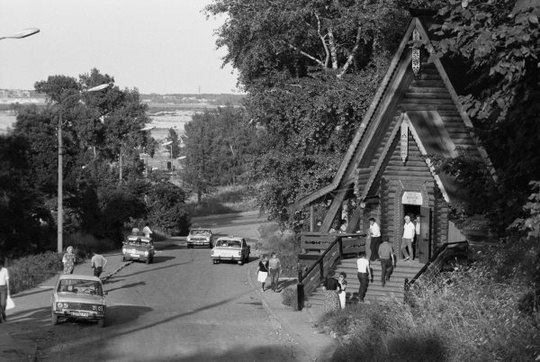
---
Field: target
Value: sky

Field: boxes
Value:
[0,0,240,94]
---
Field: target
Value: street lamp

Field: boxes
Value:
[57,82,111,253]
[0,28,40,41]
[163,140,173,160]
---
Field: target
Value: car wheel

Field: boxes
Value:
[97,318,106,328]
[122,256,126,262]
[51,310,58,325]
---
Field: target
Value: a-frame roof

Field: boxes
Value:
[293,12,494,210]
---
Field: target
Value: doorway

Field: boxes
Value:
[403,204,420,260]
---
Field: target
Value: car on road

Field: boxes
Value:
[187,228,214,249]
[122,235,155,264]
[211,236,250,265]
[51,274,107,327]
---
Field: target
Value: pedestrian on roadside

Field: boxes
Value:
[321,274,341,313]
[257,255,269,292]
[0,258,10,323]
[142,223,153,239]
[268,252,282,292]
[369,218,382,261]
[401,215,415,261]
[337,272,348,309]
[62,246,76,274]
[91,251,108,278]
[356,251,371,303]
[378,238,396,287]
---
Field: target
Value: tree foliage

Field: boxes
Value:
[181,106,258,202]
[206,0,410,223]
[2,68,191,254]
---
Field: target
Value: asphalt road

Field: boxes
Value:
[6,212,300,362]
[45,247,298,361]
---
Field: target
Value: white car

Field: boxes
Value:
[211,236,250,265]
[51,274,107,327]
[187,228,214,249]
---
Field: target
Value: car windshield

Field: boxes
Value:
[191,230,211,236]
[58,279,103,296]
[216,239,241,247]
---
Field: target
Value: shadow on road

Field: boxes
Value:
[119,260,195,278]
[106,304,153,327]
[151,255,176,264]
[106,281,146,293]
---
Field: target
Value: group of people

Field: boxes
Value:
[368,215,419,262]
[256,252,282,292]
[321,214,419,309]
[62,247,108,278]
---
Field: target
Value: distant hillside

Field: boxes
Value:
[0,90,245,112]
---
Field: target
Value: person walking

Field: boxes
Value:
[62,246,76,274]
[401,215,415,261]
[356,252,371,302]
[0,258,10,323]
[378,239,396,287]
[322,274,341,313]
[257,255,269,292]
[369,218,382,261]
[91,251,108,278]
[268,252,282,292]
[142,223,153,239]
[337,272,348,309]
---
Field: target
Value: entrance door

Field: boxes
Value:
[418,206,432,263]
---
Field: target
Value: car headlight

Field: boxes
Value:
[57,302,63,309]
[122,248,127,253]
[144,251,149,256]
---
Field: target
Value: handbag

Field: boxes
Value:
[6,295,15,310]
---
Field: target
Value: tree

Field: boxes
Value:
[146,182,190,235]
[10,69,155,248]
[206,0,410,224]
[181,106,259,202]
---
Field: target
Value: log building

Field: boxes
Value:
[293,10,494,263]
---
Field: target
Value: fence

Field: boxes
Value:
[296,232,366,310]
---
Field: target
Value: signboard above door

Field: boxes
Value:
[402,191,423,205]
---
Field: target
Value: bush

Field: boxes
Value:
[8,251,63,294]
[281,286,299,311]
[64,232,118,257]
[321,243,540,361]
[257,224,301,277]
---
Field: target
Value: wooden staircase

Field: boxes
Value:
[306,258,424,306]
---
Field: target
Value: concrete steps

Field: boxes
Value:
[307,258,424,307]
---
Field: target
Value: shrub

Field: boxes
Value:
[257,224,301,277]
[8,251,63,294]
[281,286,299,311]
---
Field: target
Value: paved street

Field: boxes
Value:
[1,212,335,362]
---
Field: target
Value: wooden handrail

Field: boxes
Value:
[405,240,469,291]
[300,235,342,284]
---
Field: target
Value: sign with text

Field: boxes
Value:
[402,191,423,205]
[400,122,408,163]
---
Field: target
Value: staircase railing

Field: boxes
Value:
[296,232,366,310]
[404,240,469,291]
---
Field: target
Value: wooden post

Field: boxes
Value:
[297,262,304,311]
